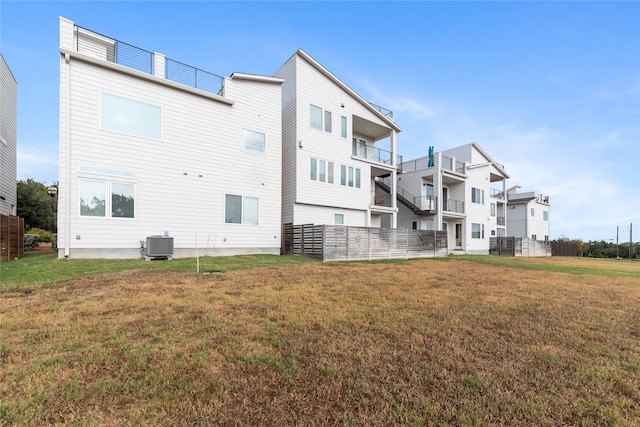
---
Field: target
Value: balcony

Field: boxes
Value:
[73,25,225,96]
[491,188,506,200]
[368,102,393,119]
[352,143,402,174]
[497,216,505,226]
[442,199,465,214]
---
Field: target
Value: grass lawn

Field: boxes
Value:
[1,254,639,425]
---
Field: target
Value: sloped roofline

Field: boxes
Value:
[286,49,402,133]
[230,72,284,84]
[470,142,510,179]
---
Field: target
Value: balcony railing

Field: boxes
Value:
[442,156,465,174]
[369,102,393,119]
[497,216,505,226]
[443,199,465,214]
[537,194,550,204]
[353,144,402,168]
[491,188,506,200]
[74,25,225,96]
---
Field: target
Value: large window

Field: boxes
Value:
[225,194,259,225]
[310,158,334,184]
[80,178,135,219]
[101,93,162,140]
[471,187,484,204]
[472,223,484,239]
[242,129,266,154]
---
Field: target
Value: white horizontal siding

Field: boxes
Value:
[0,54,17,214]
[60,57,282,256]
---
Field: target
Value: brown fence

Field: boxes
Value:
[283,224,448,262]
[551,241,578,257]
[490,237,551,257]
[1,214,24,262]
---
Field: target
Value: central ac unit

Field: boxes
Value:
[144,235,174,259]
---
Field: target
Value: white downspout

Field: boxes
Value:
[64,52,72,258]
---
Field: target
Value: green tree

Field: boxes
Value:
[17,179,58,232]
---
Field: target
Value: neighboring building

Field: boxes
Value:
[506,186,550,242]
[390,143,509,254]
[274,49,402,229]
[58,18,283,258]
[0,53,17,215]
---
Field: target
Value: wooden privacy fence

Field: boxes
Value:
[551,241,578,257]
[490,237,551,257]
[283,223,448,262]
[1,214,24,262]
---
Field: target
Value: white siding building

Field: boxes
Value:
[0,53,17,215]
[506,186,551,242]
[58,18,283,258]
[394,143,509,254]
[274,50,402,229]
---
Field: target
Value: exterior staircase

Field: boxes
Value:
[375,179,434,215]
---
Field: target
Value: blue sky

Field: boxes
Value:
[1,1,638,242]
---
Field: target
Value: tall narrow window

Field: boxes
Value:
[340,165,347,186]
[319,160,326,182]
[328,162,334,184]
[355,168,361,188]
[490,203,496,216]
[348,167,354,187]
[310,105,322,130]
[531,208,535,217]
[543,211,548,221]
[341,116,347,138]
[243,196,259,225]
[472,223,481,239]
[324,110,332,133]
[310,158,317,181]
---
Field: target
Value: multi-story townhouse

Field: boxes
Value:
[389,143,509,254]
[274,49,402,229]
[0,53,17,215]
[58,18,283,258]
[506,186,551,242]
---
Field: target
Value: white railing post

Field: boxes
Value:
[154,53,165,79]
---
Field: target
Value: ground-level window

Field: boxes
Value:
[80,178,135,219]
[335,214,344,225]
[426,221,434,231]
[472,223,484,239]
[412,221,418,230]
[225,194,259,225]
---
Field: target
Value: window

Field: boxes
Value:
[531,208,535,217]
[412,221,418,230]
[242,129,266,154]
[324,110,332,133]
[544,235,549,243]
[225,194,258,225]
[310,158,317,181]
[310,105,322,130]
[491,230,496,236]
[340,166,361,188]
[426,221,434,231]
[335,214,344,225]
[532,234,537,240]
[310,104,332,133]
[490,203,496,216]
[310,158,334,183]
[472,187,484,204]
[80,179,106,217]
[543,211,549,221]
[341,116,347,138]
[425,184,434,199]
[472,223,483,239]
[80,178,135,219]
[352,138,367,158]
[101,92,162,140]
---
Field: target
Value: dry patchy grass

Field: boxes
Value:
[1,258,639,426]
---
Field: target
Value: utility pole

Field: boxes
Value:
[630,223,633,259]
[616,225,619,258]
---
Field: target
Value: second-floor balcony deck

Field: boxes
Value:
[73,25,225,96]
[352,143,403,174]
[400,155,465,175]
